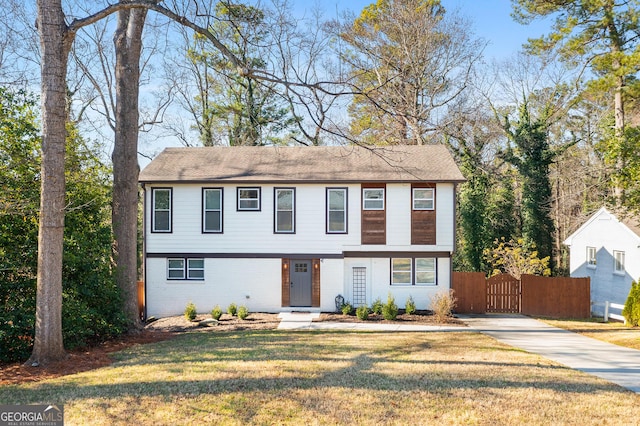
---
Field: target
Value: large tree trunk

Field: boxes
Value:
[112,7,146,331]
[28,0,72,366]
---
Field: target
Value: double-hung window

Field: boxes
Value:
[275,188,295,233]
[167,258,204,280]
[586,246,596,267]
[237,187,261,211]
[413,188,435,210]
[391,258,437,285]
[152,188,172,232]
[614,250,625,274]
[363,188,384,210]
[327,188,347,233]
[203,188,223,233]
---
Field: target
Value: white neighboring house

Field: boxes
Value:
[139,145,465,318]
[564,207,640,316]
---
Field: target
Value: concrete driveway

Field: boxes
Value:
[459,314,640,393]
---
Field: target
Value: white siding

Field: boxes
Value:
[566,209,640,316]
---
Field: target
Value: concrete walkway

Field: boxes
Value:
[277,312,640,393]
[460,314,640,393]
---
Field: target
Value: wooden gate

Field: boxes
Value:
[486,273,520,313]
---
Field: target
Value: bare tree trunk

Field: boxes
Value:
[28,0,72,366]
[112,7,146,331]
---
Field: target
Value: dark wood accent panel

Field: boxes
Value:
[281,258,290,307]
[312,259,321,307]
[361,183,386,245]
[411,183,436,245]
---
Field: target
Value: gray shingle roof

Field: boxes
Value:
[139,145,465,184]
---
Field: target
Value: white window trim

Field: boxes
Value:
[237,187,261,211]
[363,188,385,210]
[413,187,435,211]
[167,258,185,280]
[415,258,436,286]
[327,187,348,234]
[391,258,437,286]
[275,188,295,233]
[613,250,625,275]
[152,188,172,233]
[391,258,412,286]
[187,258,205,280]
[203,188,223,233]
[586,246,596,269]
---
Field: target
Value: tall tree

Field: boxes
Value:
[512,0,640,202]
[333,0,483,145]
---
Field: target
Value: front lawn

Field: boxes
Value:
[541,317,640,350]
[0,330,638,425]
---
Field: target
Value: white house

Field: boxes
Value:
[564,207,640,316]
[139,145,465,317]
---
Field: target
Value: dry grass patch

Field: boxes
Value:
[0,330,638,425]
[541,318,640,350]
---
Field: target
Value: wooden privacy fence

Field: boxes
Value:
[451,272,590,318]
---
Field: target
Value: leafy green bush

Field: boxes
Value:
[356,305,369,320]
[405,296,416,315]
[431,290,457,323]
[341,302,353,315]
[227,303,237,316]
[237,305,249,320]
[211,305,223,320]
[382,293,398,320]
[371,298,383,315]
[184,302,197,321]
[623,280,640,326]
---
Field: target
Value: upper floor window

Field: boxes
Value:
[327,188,347,233]
[413,188,434,210]
[203,188,223,233]
[152,188,172,233]
[586,246,596,268]
[614,250,625,274]
[237,187,261,211]
[275,188,295,233]
[363,188,384,210]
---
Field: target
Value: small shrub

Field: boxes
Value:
[356,305,369,320]
[405,296,416,315]
[341,302,353,315]
[227,303,237,316]
[431,290,457,323]
[237,305,249,320]
[371,298,383,315]
[382,293,398,320]
[623,280,640,326]
[184,302,197,321]
[211,305,223,320]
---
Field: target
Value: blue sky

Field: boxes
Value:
[295,0,555,62]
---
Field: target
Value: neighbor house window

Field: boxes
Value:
[237,187,261,211]
[415,258,436,285]
[327,188,347,233]
[391,258,412,285]
[152,188,172,233]
[363,188,384,210]
[167,258,204,280]
[275,188,295,233]
[413,188,435,210]
[203,188,223,233]
[586,246,596,267]
[391,258,437,285]
[614,250,625,274]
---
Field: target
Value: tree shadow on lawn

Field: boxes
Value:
[0,330,626,405]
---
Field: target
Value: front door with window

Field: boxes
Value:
[290,260,312,306]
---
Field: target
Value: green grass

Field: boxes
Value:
[1,330,639,425]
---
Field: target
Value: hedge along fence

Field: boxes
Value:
[451,272,591,318]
